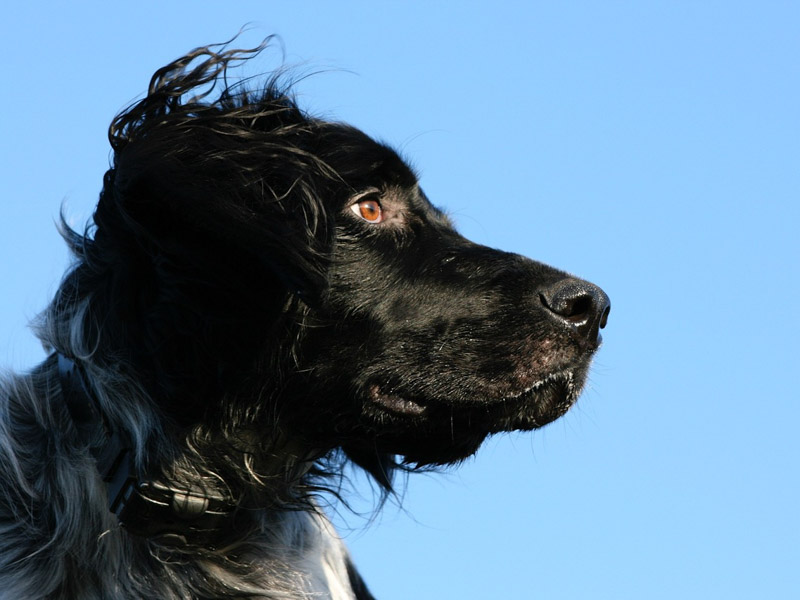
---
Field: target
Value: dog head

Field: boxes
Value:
[62,43,609,488]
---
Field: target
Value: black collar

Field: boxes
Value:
[56,353,237,547]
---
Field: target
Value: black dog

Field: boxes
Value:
[0,41,609,599]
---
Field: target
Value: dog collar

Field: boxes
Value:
[56,353,237,547]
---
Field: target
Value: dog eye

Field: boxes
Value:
[350,199,383,223]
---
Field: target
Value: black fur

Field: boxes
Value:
[0,40,609,598]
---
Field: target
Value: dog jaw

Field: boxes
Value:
[363,368,584,433]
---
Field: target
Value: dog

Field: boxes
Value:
[0,41,609,599]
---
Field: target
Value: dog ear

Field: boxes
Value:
[95,128,333,303]
[91,44,336,303]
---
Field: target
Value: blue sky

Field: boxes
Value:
[2,2,798,598]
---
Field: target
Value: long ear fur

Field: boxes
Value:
[97,42,340,299]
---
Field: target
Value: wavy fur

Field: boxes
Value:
[0,39,608,599]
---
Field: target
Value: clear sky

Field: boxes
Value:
[2,2,798,598]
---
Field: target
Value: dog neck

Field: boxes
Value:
[56,352,240,547]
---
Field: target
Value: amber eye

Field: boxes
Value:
[350,199,383,223]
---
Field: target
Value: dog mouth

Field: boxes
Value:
[487,370,579,430]
[369,385,428,416]
[367,370,579,429]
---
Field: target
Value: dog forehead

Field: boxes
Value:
[319,123,419,189]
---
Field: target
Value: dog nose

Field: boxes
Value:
[540,278,610,343]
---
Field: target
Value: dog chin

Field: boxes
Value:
[355,371,583,467]
[486,370,582,432]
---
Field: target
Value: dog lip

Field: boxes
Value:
[483,370,580,431]
[497,370,575,403]
[369,385,427,416]
[376,395,427,416]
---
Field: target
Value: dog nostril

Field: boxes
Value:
[562,294,593,322]
[540,279,611,342]
[599,304,610,329]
